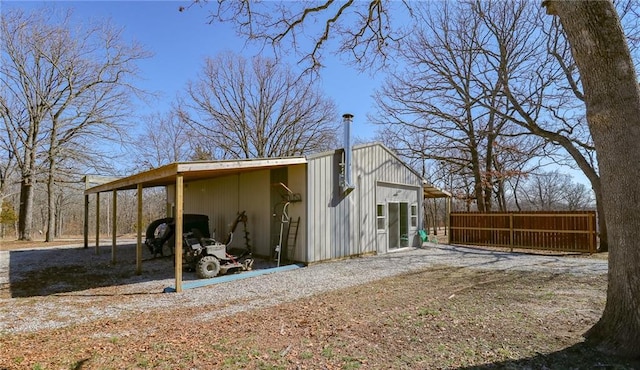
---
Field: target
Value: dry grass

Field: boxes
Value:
[0,238,85,251]
[1,258,638,369]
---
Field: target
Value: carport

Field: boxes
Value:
[84,157,306,292]
[423,179,453,237]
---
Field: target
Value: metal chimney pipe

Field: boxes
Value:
[342,113,355,194]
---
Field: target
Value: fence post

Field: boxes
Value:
[449,212,453,244]
[588,212,595,254]
[509,213,514,252]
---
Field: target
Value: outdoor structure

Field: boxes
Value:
[450,211,597,254]
[84,117,450,291]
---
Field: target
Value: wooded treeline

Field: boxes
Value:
[0,7,338,240]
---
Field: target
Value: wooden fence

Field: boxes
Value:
[449,211,597,253]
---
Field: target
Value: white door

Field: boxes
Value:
[387,202,409,249]
[388,202,400,249]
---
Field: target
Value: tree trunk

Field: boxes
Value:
[46,169,55,242]
[46,137,57,242]
[544,0,640,358]
[18,178,34,241]
[18,122,38,241]
[470,150,486,212]
[592,181,608,252]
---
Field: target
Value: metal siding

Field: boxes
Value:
[183,175,239,236]
[238,170,271,257]
[307,161,315,262]
[358,145,423,253]
[305,144,424,263]
[322,154,333,261]
[181,171,272,257]
[353,149,377,255]
[307,158,318,262]
[317,155,330,261]
[307,153,336,263]
[287,164,307,262]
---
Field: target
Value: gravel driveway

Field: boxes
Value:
[0,242,607,334]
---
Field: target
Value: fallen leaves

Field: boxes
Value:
[1,265,639,369]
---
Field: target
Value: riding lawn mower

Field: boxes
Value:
[144,212,253,279]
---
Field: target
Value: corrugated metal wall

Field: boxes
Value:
[176,170,272,257]
[161,143,422,264]
[287,164,307,262]
[167,166,308,260]
[306,144,424,263]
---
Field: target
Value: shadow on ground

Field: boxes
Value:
[4,243,281,298]
[459,342,640,369]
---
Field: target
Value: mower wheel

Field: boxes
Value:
[196,256,220,279]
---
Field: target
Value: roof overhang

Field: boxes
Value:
[423,181,451,198]
[85,157,307,194]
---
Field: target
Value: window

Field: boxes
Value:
[400,202,409,247]
[377,204,385,230]
[410,204,418,228]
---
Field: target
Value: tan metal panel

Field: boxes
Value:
[287,164,307,262]
[238,170,271,256]
[180,171,273,256]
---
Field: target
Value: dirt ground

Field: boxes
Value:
[0,239,637,369]
[0,238,86,251]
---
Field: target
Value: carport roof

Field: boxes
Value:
[423,180,451,199]
[84,157,307,194]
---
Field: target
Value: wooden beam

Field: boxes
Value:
[174,174,184,293]
[112,190,117,264]
[176,157,306,173]
[444,197,451,244]
[85,164,178,194]
[84,158,309,195]
[509,213,514,253]
[84,194,89,249]
[95,192,100,255]
[136,184,143,275]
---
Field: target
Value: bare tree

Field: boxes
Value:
[187,0,640,251]
[466,0,615,250]
[0,131,18,213]
[183,1,405,72]
[372,2,548,212]
[129,111,194,171]
[0,7,149,240]
[178,52,339,159]
[517,170,593,211]
[544,0,640,358]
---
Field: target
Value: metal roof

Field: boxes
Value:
[423,180,451,198]
[84,143,451,199]
[84,157,307,194]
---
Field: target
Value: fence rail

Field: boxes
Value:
[449,211,597,253]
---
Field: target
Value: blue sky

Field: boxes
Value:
[3,0,383,141]
[2,0,592,187]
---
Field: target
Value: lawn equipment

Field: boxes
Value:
[144,214,210,257]
[144,212,253,279]
[182,211,253,279]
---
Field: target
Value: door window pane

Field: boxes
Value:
[388,203,400,249]
[400,202,409,247]
[411,204,418,227]
[376,204,385,230]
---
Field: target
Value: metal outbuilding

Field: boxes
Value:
[84,140,449,292]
